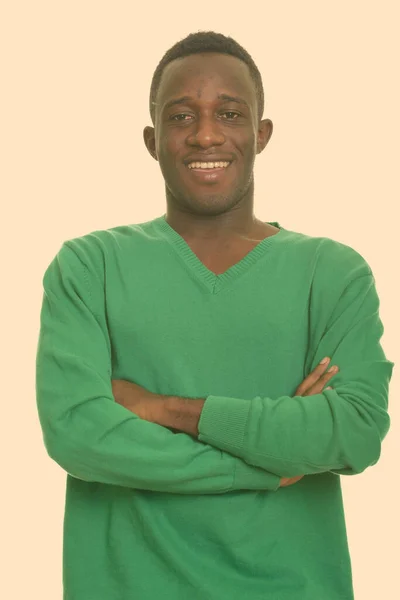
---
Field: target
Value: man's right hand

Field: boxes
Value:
[279,357,339,488]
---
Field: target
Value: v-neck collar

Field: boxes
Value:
[153,213,289,294]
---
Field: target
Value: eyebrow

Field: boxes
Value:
[162,93,250,112]
[163,96,192,111]
[217,94,249,108]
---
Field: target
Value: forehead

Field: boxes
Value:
[157,53,256,106]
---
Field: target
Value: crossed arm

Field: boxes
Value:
[112,358,339,438]
[36,242,394,495]
[112,360,339,488]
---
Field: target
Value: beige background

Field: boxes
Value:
[2,2,399,598]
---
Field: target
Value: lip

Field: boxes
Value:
[185,161,232,183]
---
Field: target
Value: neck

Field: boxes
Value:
[164,187,261,242]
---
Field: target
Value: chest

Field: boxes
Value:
[191,243,258,275]
[187,232,275,275]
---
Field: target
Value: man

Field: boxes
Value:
[36,31,393,599]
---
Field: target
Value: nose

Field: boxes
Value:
[186,115,226,148]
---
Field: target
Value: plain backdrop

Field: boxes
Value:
[1,2,399,598]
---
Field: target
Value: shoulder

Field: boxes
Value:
[281,224,373,281]
[61,217,159,264]
[47,217,159,283]
[64,220,149,256]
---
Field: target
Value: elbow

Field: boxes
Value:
[336,387,391,474]
[43,429,73,473]
[352,437,382,473]
[342,416,389,474]
[42,423,91,481]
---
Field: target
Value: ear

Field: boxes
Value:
[143,126,158,161]
[256,118,273,154]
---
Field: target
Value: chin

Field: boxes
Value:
[189,194,239,214]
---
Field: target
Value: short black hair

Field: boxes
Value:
[149,31,265,124]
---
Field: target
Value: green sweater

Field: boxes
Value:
[36,215,393,600]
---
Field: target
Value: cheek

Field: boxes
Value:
[231,128,256,153]
[156,136,184,182]
[243,130,257,151]
[156,130,183,159]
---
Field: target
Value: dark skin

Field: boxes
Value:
[143,52,278,267]
[112,52,339,487]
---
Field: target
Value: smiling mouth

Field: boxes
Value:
[187,161,231,170]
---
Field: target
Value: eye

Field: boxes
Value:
[220,111,240,120]
[170,113,193,122]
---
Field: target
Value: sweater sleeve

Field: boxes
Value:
[198,259,394,478]
[36,242,281,494]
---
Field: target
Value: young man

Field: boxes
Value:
[36,31,393,600]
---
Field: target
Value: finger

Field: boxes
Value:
[295,357,331,395]
[280,475,304,487]
[295,357,331,396]
[305,367,339,396]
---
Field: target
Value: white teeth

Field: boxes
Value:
[188,161,230,169]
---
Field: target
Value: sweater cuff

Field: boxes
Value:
[198,395,251,455]
[198,396,280,492]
